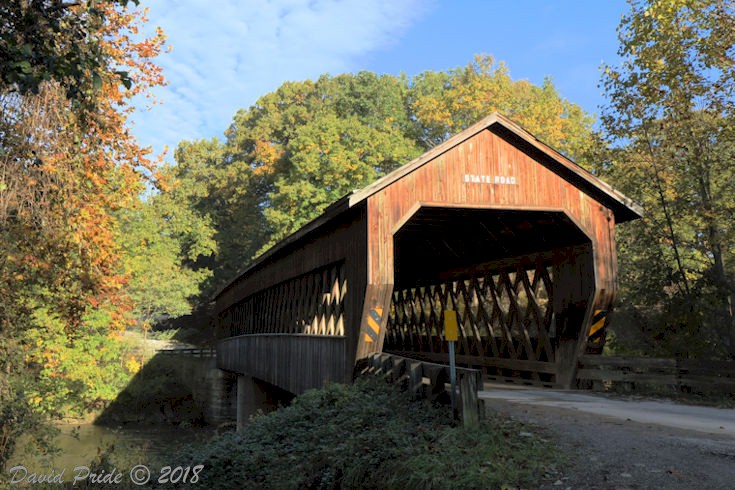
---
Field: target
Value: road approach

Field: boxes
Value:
[479,383,735,437]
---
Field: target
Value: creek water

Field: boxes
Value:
[9,423,215,475]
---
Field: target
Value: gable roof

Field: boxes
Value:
[349,112,643,221]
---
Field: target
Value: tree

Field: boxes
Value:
[119,197,215,330]
[164,137,270,295]
[171,61,597,295]
[600,0,735,358]
[410,55,597,161]
[0,0,138,102]
[262,73,423,244]
[0,0,166,449]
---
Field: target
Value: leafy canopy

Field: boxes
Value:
[0,0,167,443]
[170,56,597,295]
[0,0,140,103]
[600,0,735,358]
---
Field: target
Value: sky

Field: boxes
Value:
[130,0,629,161]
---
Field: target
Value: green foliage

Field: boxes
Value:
[0,355,58,470]
[600,0,735,358]
[119,197,215,326]
[0,0,165,460]
[171,60,596,292]
[410,55,598,161]
[169,379,563,489]
[264,112,421,243]
[16,294,142,417]
[229,71,424,252]
[0,0,137,103]
[166,137,270,294]
[147,328,180,341]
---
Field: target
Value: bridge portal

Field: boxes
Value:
[215,113,642,398]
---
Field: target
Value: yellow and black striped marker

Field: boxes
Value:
[363,307,383,343]
[588,309,607,344]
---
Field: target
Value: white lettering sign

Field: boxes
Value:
[463,174,516,185]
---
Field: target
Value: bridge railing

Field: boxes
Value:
[157,348,217,358]
[577,355,735,393]
[361,352,483,427]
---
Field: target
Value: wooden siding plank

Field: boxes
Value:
[218,335,348,395]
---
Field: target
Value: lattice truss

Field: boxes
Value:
[224,261,347,337]
[385,262,555,364]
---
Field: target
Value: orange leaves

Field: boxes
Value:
[42,347,62,376]
[99,5,167,101]
[0,2,172,418]
[253,140,283,176]
[51,2,167,322]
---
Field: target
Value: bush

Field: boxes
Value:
[167,378,563,489]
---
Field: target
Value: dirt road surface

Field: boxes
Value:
[480,384,735,489]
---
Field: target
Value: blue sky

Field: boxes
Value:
[130,0,629,160]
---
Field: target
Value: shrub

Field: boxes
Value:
[167,378,563,489]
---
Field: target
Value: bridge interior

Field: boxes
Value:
[392,208,589,287]
[386,208,593,385]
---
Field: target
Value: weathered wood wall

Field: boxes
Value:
[364,126,615,294]
[224,261,347,337]
[216,206,368,383]
[356,124,619,385]
[218,334,348,395]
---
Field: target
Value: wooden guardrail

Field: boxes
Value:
[385,349,559,388]
[158,347,216,358]
[362,352,483,427]
[577,355,735,393]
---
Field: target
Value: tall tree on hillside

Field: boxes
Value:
[600,0,735,357]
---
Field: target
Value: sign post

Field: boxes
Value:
[444,309,459,419]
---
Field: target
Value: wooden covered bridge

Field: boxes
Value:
[215,113,642,418]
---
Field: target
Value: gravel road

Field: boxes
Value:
[480,387,735,489]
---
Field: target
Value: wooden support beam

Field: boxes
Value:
[355,283,394,359]
[458,370,482,427]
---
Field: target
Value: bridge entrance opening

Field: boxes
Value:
[384,207,593,386]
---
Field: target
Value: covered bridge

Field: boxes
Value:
[215,113,642,402]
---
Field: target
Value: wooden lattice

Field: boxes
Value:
[385,261,555,378]
[224,261,347,337]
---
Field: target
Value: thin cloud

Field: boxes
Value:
[129,0,429,159]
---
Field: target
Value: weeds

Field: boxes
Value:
[168,378,564,489]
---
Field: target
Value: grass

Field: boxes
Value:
[166,378,565,489]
